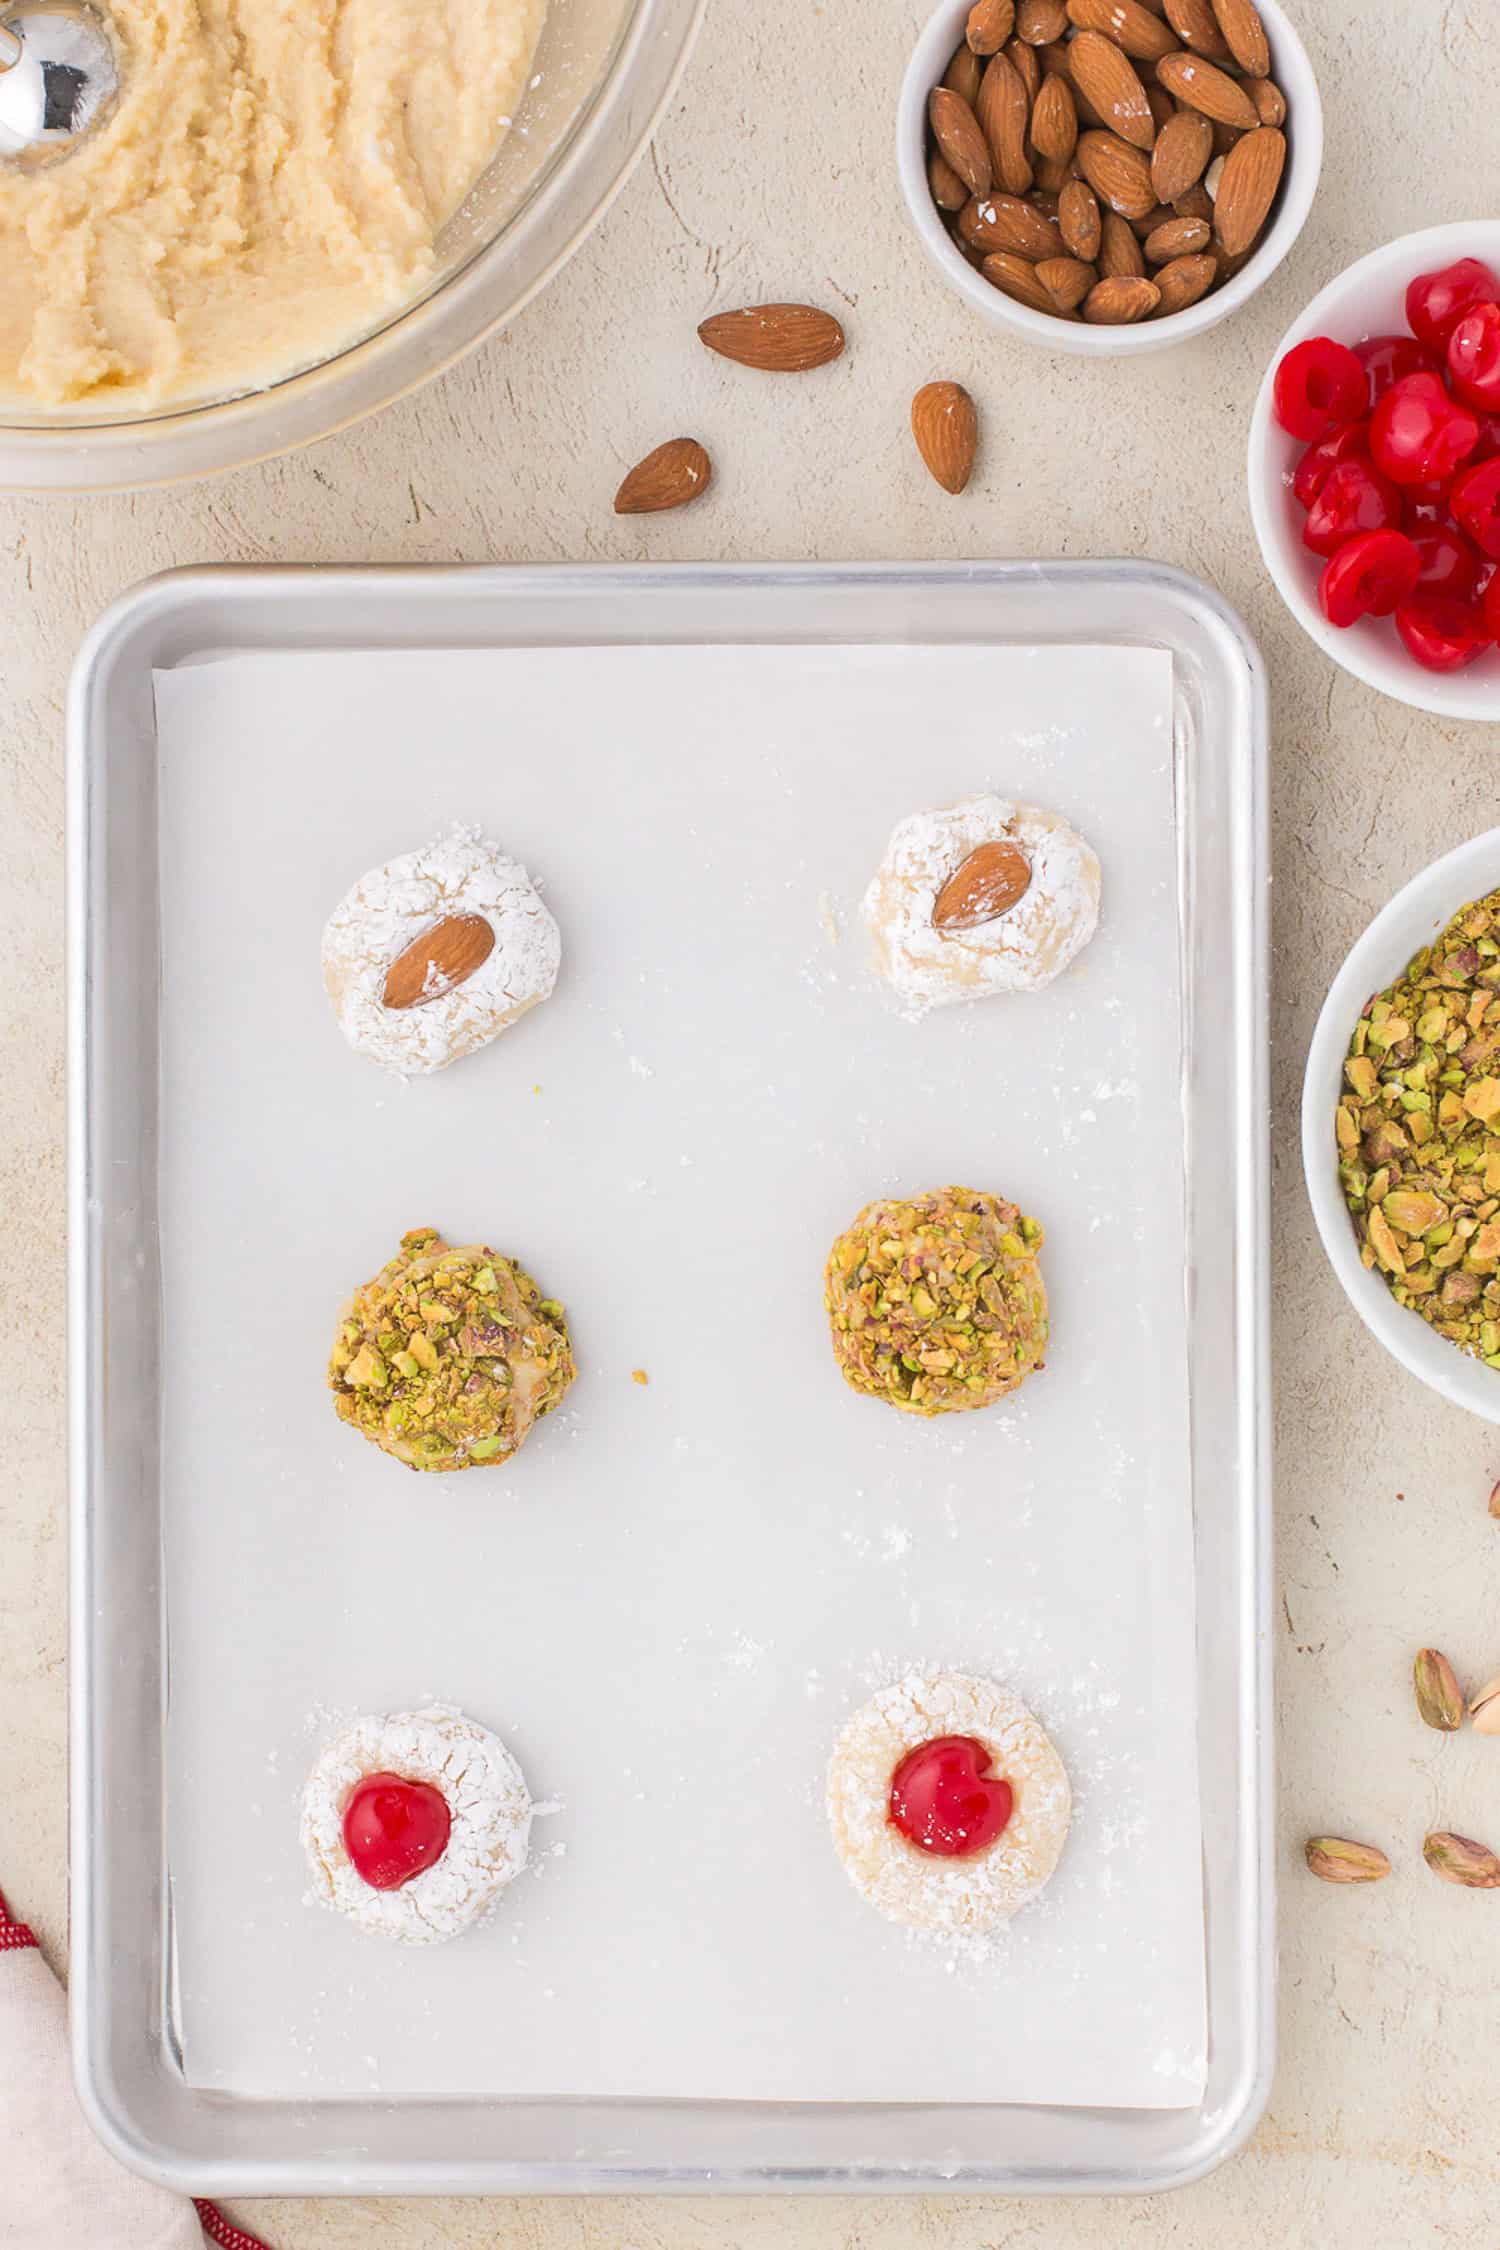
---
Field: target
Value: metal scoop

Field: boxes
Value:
[0,2,117,162]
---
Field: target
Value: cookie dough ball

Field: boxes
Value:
[301,1704,532,1945]
[863,794,1100,1009]
[329,1227,575,1471]
[825,1187,1047,1415]
[323,825,560,1076]
[827,1671,1071,1934]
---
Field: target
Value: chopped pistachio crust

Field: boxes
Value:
[824,1187,1048,1415]
[329,1228,575,1472]
[1337,888,1500,1365]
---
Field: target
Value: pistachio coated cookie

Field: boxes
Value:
[329,1227,574,1471]
[824,1187,1047,1414]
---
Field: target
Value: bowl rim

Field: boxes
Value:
[895,0,1323,359]
[1247,219,1500,722]
[1301,822,1500,1424]
[0,0,708,492]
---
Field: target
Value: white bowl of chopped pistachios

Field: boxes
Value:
[1305,828,1500,1421]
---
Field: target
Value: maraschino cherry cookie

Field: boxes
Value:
[826,1671,1070,1934]
[300,1704,532,1944]
[322,825,561,1077]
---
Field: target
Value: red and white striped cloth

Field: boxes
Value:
[0,1886,272,2250]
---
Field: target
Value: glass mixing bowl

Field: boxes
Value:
[0,0,705,491]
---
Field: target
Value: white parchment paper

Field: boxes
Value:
[154,640,1205,2109]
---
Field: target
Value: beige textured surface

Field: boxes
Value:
[3,0,1500,2239]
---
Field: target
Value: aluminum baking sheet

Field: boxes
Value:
[69,561,1271,2195]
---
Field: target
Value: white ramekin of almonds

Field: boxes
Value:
[897,0,1321,354]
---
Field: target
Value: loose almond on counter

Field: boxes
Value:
[1424,1831,1500,1888]
[1211,125,1285,258]
[932,841,1032,928]
[1305,1838,1391,1885]
[614,437,713,516]
[1489,1478,1500,1520]
[911,381,979,493]
[383,916,496,1010]
[1413,1647,1465,1732]
[697,303,846,372]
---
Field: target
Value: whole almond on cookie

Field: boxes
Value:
[932,841,1032,929]
[1210,0,1270,76]
[1083,273,1160,321]
[1037,254,1097,309]
[614,437,713,515]
[1099,210,1147,276]
[1150,250,1216,311]
[966,0,1016,53]
[1030,71,1079,161]
[1067,31,1156,149]
[1211,124,1284,256]
[976,50,1034,193]
[1150,106,1213,201]
[1163,0,1235,62]
[1065,0,1175,62]
[911,382,979,493]
[383,916,496,1010]
[1156,50,1260,129]
[981,250,1059,311]
[929,85,994,196]
[1076,128,1157,217]
[698,303,846,372]
[1058,176,1103,258]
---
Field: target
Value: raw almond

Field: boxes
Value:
[966,0,1016,53]
[1145,82,1174,133]
[697,303,846,372]
[932,841,1032,929]
[1211,114,1246,155]
[1211,123,1284,256]
[1151,249,1216,311]
[1036,253,1097,309]
[911,381,979,494]
[1174,179,1215,220]
[1083,273,1160,321]
[1075,127,1157,217]
[1033,150,1076,193]
[929,149,969,211]
[1058,176,1103,258]
[1065,0,1176,62]
[1067,31,1156,149]
[1143,212,1210,260]
[1017,0,1068,38]
[1156,50,1260,128]
[1099,209,1146,276]
[1130,201,1175,236]
[383,915,496,1010]
[976,50,1034,193]
[1030,71,1079,161]
[1006,32,1042,101]
[1210,0,1270,76]
[929,85,994,196]
[1150,105,1213,201]
[1163,0,1234,62]
[944,38,984,104]
[613,436,712,515]
[981,249,1058,312]
[963,191,1061,259]
[1245,74,1286,125]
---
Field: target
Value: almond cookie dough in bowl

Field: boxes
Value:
[864,794,1101,1010]
[301,1703,532,1944]
[329,1226,575,1470]
[827,1671,1071,1934]
[323,826,560,1076]
[825,1186,1048,1415]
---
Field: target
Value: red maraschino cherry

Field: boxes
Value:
[343,1771,452,1890]
[888,1735,1013,1858]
